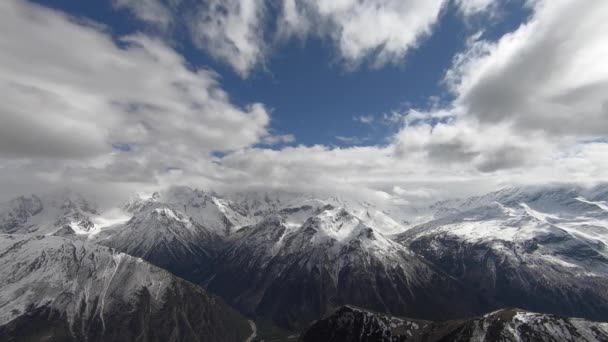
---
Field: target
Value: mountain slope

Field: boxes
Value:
[206,205,486,330]
[300,306,608,342]
[397,186,608,321]
[0,234,252,342]
[94,205,222,283]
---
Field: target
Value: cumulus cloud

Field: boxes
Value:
[446,0,608,137]
[1,0,607,208]
[0,0,269,197]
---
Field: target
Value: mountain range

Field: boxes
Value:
[1,184,607,341]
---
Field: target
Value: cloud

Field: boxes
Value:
[446,0,608,138]
[260,133,296,145]
[453,0,495,16]
[335,135,370,145]
[113,0,173,29]
[187,0,268,77]
[2,0,607,208]
[0,0,269,196]
[278,0,447,69]
[354,115,374,124]
[113,0,497,77]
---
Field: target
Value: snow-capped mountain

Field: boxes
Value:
[124,187,253,236]
[94,204,222,283]
[205,204,485,330]
[228,190,408,234]
[0,189,132,239]
[300,306,608,342]
[397,185,608,321]
[2,183,608,336]
[428,184,608,220]
[0,234,253,342]
[0,190,98,236]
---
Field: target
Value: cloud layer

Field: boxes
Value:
[1,0,607,207]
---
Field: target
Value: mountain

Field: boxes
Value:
[94,204,222,283]
[0,190,99,236]
[2,184,608,336]
[0,234,253,342]
[228,190,408,235]
[205,205,486,330]
[300,305,608,342]
[397,185,608,321]
[124,187,253,237]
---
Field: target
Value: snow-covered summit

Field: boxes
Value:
[124,186,252,236]
[0,189,100,236]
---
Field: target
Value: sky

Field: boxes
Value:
[0,0,607,206]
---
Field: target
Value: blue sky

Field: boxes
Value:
[32,0,529,147]
[0,0,606,203]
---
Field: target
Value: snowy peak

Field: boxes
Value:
[0,190,99,236]
[229,190,407,234]
[94,202,222,283]
[430,184,608,220]
[124,186,252,236]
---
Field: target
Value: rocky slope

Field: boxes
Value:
[93,204,222,284]
[300,306,608,342]
[205,205,486,330]
[397,186,608,321]
[0,234,252,342]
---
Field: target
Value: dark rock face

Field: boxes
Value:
[396,203,608,322]
[95,205,222,284]
[299,306,608,342]
[204,214,487,331]
[404,234,608,321]
[0,234,252,342]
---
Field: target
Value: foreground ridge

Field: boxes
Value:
[0,234,251,342]
[300,306,608,342]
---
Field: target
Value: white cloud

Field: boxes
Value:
[111,0,502,76]
[187,0,268,77]
[2,0,607,208]
[354,115,374,124]
[0,0,269,197]
[454,0,495,16]
[446,0,608,137]
[260,134,296,145]
[278,0,446,68]
[113,0,173,29]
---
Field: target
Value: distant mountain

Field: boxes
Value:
[300,306,608,342]
[227,190,408,235]
[205,205,486,330]
[397,185,608,321]
[0,234,252,342]
[0,190,99,236]
[124,186,254,236]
